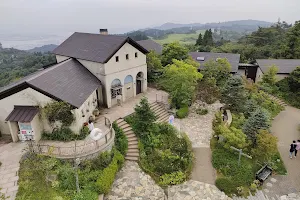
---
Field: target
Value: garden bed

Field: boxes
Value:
[124,97,194,187]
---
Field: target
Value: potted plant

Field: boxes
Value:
[93,109,100,116]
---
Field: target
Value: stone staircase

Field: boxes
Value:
[115,118,139,161]
[261,91,288,107]
[150,102,170,123]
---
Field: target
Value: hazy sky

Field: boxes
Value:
[1,0,300,36]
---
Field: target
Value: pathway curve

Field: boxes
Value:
[105,161,166,200]
[0,142,26,200]
[173,101,222,184]
[262,106,300,198]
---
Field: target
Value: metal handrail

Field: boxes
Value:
[29,116,114,159]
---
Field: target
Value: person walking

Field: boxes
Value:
[295,140,300,157]
[289,140,297,159]
[88,120,95,132]
[116,93,122,106]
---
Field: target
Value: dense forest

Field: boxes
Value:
[0,46,56,87]
[206,20,300,62]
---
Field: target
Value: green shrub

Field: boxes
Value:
[73,190,98,200]
[80,126,90,135]
[196,108,208,115]
[215,177,237,195]
[215,125,247,149]
[112,122,128,156]
[96,150,124,194]
[159,171,186,186]
[81,151,113,171]
[176,106,189,118]
[42,127,87,141]
[43,101,75,126]
[231,113,246,129]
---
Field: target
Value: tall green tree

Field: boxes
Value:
[242,108,270,143]
[285,21,300,58]
[261,65,278,86]
[202,58,231,86]
[221,76,248,112]
[161,42,189,66]
[288,66,300,92]
[160,59,203,108]
[195,33,203,46]
[132,97,156,138]
[252,130,278,161]
[146,50,163,82]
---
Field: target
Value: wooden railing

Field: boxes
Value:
[28,116,114,159]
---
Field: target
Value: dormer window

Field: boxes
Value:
[126,54,129,60]
[116,56,119,62]
[135,52,138,58]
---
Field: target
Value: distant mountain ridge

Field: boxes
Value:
[27,44,58,53]
[152,20,272,30]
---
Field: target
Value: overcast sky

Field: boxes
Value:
[1,0,300,36]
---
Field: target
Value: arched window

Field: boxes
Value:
[124,75,133,84]
[111,79,121,88]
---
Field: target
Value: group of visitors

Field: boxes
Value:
[289,140,300,159]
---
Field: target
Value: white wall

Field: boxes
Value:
[70,90,98,133]
[56,55,70,63]
[237,69,246,76]
[104,65,147,108]
[276,74,289,81]
[0,88,53,135]
[77,59,105,78]
[255,67,264,83]
[31,115,43,141]
[104,42,147,75]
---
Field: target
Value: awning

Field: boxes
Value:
[6,106,39,122]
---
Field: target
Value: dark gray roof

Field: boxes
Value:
[6,106,39,122]
[189,52,241,73]
[0,58,101,108]
[53,32,148,63]
[256,59,300,74]
[137,40,163,54]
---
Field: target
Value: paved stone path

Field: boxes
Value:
[262,106,300,198]
[0,142,26,200]
[173,101,221,184]
[168,180,231,200]
[105,161,166,200]
[173,101,222,148]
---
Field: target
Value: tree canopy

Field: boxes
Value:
[160,59,203,108]
[288,66,300,92]
[146,50,163,82]
[161,42,189,66]
[261,65,278,86]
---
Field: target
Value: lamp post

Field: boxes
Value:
[230,146,252,166]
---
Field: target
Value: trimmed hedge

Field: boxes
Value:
[42,127,89,141]
[96,150,124,194]
[159,171,186,186]
[215,177,237,195]
[176,106,189,118]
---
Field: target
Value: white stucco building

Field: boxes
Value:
[0,31,149,142]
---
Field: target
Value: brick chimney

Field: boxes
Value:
[99,29,108,35]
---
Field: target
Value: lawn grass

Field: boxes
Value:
[154,30,205,45]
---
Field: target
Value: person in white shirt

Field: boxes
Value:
[116,93,122,106]
[88,120,95,132]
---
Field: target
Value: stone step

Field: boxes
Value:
[150,102,159,107]
[157,113,169,122]
[157,110,168,118]
[119,123,130,129]
[116,118,124,124]
[125,156,139,161]
[123,127,132,132]
[126,133,136,139]
[117,120,127,127]
[126,152,139,157]
[127,137,138,142]
[127,149,139,153]
[124,130,134,136]
[152,104,163,112]
[154,108,166,116]
[128,141,138,145]
[128,144,138,149]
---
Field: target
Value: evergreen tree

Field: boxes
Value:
[242,108,270,143]
[207,29,214,46]
[288,66,300,92]
[202,30,209,46]
[195,33,203,46]
[261,65,278,86]
[221,76,248,112]
[133,97,156,138]
[161,42,189,66]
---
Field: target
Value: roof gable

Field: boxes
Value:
[137,40,163,54]
[256,59,300,74]
[0,59,101,108]
[189,52,240,73]
[53,32,148,63]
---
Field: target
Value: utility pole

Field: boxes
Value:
[230,146,252,166]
